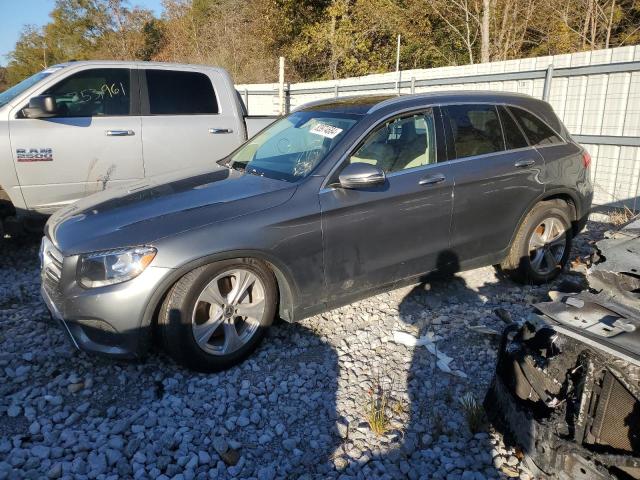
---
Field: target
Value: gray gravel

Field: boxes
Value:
[0,217,611,479]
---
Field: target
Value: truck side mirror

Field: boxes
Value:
[23,95,58,119]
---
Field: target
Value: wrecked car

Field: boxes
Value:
[486,218,640,479]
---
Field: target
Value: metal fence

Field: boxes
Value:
[237,46,640,208]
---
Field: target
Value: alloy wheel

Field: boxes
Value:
[191,268,265,356]
[527,217,567,276]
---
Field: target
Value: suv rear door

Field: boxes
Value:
[140,68,244,177]
[443,103,545,267]
[9,66,144,213]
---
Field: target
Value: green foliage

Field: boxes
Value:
[0,67,7,92]
[137,18,165,61]
[2,0,639,88]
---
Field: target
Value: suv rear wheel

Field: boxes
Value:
[500,199,573,284]
[158,258,277,372]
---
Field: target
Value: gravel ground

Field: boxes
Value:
[0,217,613,480]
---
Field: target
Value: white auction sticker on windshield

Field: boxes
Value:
[309,123,343,139]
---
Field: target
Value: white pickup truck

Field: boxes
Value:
[0,61,276,233]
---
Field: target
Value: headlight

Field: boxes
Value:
[78,246,156,288]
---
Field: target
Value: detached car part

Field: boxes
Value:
[486,218,640,479]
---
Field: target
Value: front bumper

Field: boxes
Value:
[40,242,173,359]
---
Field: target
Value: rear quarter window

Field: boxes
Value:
[508,106,563,146]
[498,106,529,150]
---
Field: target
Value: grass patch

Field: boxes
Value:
[366,383,391,436]
[459,392,485,434]
[608,206,637,226]
[390,398,407,416]
[365,374,402,436]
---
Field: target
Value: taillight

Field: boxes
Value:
[582,150,591,169]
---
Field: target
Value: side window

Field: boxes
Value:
[444,104,504,159]
[498,106,529,150]
[43,68,130,117]
[508,106,563,146]
[349,109,436,173]
[145,70,218,115]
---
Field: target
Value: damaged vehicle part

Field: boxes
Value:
[486,219,640,479]
[486,319,640,479]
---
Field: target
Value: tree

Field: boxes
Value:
[0,67,8,92]
[3,0,640,87]
[6,26,51,85]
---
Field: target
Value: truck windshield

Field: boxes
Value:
[224,110,362,182]
[0,70,53,108]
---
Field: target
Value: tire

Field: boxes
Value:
[500,199,573,285]
[158,258,277,372]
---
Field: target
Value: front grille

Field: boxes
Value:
[40,237,64,287]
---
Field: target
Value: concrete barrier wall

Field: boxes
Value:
[237,46,640,208]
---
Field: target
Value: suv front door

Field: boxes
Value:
[9,67,144,213]
[320,109,453,301]
[443,104,545,267]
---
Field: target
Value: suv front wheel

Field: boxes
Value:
[500,199,573,284]
[158,258,277,372]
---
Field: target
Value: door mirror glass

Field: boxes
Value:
[338,162,386,189]
[23,95,58,118]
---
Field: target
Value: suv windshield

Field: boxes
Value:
[0,69,55,108]
[224,110,362,182]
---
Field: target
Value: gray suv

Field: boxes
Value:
[41,91,593,371]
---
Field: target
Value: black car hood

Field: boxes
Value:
[48,166,296,255]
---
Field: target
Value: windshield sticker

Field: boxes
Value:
[309,123,343,139]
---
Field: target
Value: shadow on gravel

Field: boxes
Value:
[391,251,505,479]
[0,220,612,479]
[386,218,609,479]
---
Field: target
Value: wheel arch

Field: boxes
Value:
[138,249,298,351]
[507,189,580,254]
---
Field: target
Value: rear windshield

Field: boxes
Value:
[0,69,55,108]
[223,110,362,182]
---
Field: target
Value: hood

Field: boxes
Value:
[48,166,296,255]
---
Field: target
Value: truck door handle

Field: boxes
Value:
[514,159,536,168]
[209,128,233,134]
[419,174,446,185]
[106,130,135,136]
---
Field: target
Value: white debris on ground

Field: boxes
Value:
[0,217,612,479]
[391,331,467,378]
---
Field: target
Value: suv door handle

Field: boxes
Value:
[514,159,536,168]
[209,128,233,134]
[106,130,135,136]
[419,174,446,185]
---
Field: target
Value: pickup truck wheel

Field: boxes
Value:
[159,259,277,372]
[500,199,573,284]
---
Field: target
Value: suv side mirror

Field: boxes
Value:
[338,162,386,189]
[23,95,58,119]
